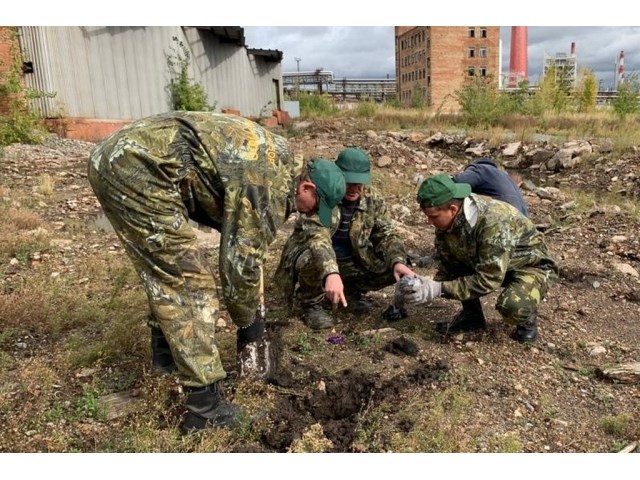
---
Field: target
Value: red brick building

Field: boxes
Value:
[0,27,20,115]
[395,26,501,112]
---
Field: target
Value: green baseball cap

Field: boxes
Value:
[417,173,471,207]
[308,158,346,227]
[335,148,371,185]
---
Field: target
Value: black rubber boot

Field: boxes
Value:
[301,302,333,330]
[436,298,486,335]
[512,312,538,343]
[180,382,243,434]
[151,326,176,374]
[347,290,374,315]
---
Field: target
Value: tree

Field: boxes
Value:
[574,68,597,113]
[533,65,571,114]
[454,75,511,126]
[612,72,640,120]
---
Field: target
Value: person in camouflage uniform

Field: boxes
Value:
[87,112,346,433]
[452,157,529,216]
[397,173,557,343]
[274,148,414,330]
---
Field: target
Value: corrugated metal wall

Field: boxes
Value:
[18,26,282,120]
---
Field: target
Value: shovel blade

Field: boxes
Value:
[237,336,276,381]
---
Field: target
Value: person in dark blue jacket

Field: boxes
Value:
[452,157,528,216]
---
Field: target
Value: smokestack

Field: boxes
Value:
[508,26,528,88]
[571,42,576,56]
[618,50,625,87]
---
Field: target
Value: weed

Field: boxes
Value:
[37,174,55,196]
[610,440,629,452]
[298,92,338,117]
[165,36,215,112]
[354,99,377,118]
[73,385,103,420]
[492,433,523,452]
[293,333,313,356]
[0,28,55,146]
[388,382,472,452]
[545,408,560,419]
[601,414,632,436]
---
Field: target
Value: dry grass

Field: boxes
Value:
[37,174,55,196]
[5,207,43,230]
[568,188,640,220]
[331,104,640,152]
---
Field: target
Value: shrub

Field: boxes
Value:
[0,28,54,146]
[166,36,215,111]
[612,72,640,120]
[455,75,512,126]
[354,99,377,118]
[298,92,338,117]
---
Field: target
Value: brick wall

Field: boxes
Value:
[396,26,500,111]
[0,26,21,115]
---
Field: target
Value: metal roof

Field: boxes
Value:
[247,48,283,62]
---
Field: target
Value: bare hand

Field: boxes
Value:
[393,262,415,282]
[324,273,347,309]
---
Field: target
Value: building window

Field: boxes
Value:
[468,48,475,58]
[468,66,475,77]
[480,28,487,38]
[427,75,431,86]
[479,47,487,58]
[468,27,475,38]
[480,67,487,76]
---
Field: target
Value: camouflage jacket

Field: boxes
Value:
[435,194,557,301]
[90,112,302,327]
[274,188,407,296]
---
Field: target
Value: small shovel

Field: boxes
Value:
[237,266,277,381]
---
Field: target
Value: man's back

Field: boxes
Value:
[453,158,528,216]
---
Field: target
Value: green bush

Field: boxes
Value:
[298,92,338,117]
[612,72,640,120]
[410,89,426,109]
[0,28,53,146]
[455,76,512,126]
[574,68,598,113]
[354,99,377,118]
[166,36,215,111]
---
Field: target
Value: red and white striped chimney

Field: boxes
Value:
[508,26,528,88]
[570,42,576,56]
[618,51,625,86]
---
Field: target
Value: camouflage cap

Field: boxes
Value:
[417,173,471,207]
[335,147,371,184]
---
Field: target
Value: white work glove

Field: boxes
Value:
[398,275,442,305]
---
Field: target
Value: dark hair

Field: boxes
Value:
[421,198,462,211]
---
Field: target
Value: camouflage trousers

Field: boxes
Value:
[442,265,557,325]
[295,251,395,306]
[88,164,225,388]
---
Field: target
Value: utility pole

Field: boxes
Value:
[294,57,301,97]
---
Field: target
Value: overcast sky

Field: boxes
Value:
[14,1,638,90]
[245,26,639,90]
